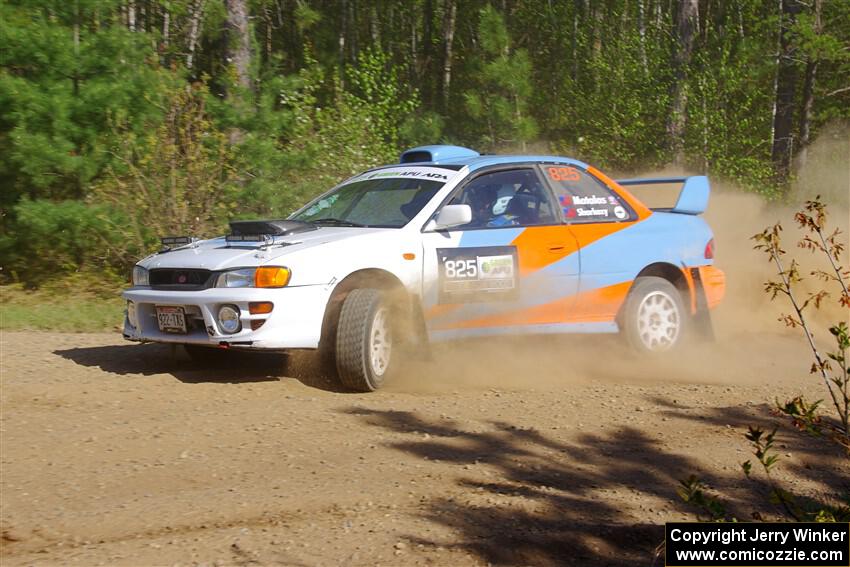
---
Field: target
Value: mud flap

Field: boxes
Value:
[689,267,716,342]
[405,295,433,361]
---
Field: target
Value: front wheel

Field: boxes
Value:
[621,276,687,353]
[335,289,395,392]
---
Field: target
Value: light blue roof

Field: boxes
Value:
[397,144,588,171]
[439,154,589,171]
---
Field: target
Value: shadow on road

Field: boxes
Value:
[53,343,347,391]
[342,406,848,567]
[646,394,850,499]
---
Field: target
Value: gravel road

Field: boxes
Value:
[0,330,843,566]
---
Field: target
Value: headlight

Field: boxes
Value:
[216,267,291,288]
[132,266,149,286]
[216,268,255,288]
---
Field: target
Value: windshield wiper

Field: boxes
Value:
[311,218,366,227]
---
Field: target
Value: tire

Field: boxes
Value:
[621,276,687,353]
[335,289,394,392]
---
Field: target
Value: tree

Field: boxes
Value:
[771,0,804,187]
[441,0,457,111]
[668,0,698,167]
[462,5,537,151]
[224,0,253,94]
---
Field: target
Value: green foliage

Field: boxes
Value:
[777,396,824,437]
[400,111,445,148]
[293,2,322,32]
[677,475,732,522]
[246,52,418,218]
[95,80,239,251]
[1,199,135,287]
[462,5,537,151]
[2,0,850,290]
[344,47,419,151]
[754,196,850,444]
[0,0,175,202]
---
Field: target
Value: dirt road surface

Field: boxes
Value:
[1,328,843,567]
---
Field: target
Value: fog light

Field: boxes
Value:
[126,301,138,328]
[218,304,241,334]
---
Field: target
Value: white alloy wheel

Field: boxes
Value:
[636,290,681,351]
[621,276,688,354]
[369,306,392,377]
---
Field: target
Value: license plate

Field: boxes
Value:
[156,306,187,334]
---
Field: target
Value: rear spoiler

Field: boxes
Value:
[615,176,710,215]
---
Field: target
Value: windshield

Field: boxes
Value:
[291,173,448,228]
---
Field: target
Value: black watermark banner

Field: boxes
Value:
[665,523,850,566]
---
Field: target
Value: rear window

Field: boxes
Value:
[544,166,633,223]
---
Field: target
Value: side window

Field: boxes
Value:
[450,169,557,229]
[544,165,632,223]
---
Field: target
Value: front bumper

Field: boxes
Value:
[121,285,330,350]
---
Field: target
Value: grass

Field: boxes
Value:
[0,281,125,332]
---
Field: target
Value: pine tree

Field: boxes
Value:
[462,5,537,151]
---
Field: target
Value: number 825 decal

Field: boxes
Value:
[547,166,580,182]
[444,259,478,279]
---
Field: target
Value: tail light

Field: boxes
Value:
[704,238,715,259]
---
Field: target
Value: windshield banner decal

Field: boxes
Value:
[350,167,455,183]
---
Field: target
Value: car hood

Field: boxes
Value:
[140,226,389,271]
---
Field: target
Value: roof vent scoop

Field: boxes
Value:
[400,145,479,164]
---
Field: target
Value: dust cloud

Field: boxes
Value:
[389,127,849,394]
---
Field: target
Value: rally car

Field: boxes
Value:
[123,145,726,391]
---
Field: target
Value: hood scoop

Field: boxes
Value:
[226,219,317,244]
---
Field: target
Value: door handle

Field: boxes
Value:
[548,243,566,252]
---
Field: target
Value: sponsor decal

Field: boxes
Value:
[357,169,449,181]
[576,207,609,217]
[478,255,514,279]
[437,246,518,303]
[613,205,628,219]
[572,195,609,206]
[564,207,577,219]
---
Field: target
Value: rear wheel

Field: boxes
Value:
[621,276,687,353]
[335,289,394,391]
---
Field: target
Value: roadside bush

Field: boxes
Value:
[1,199,135,287]
[676,196,849,526]
[95,81,239,248]
[244,53,418,219]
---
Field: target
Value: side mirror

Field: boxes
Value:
[432,204,472,230]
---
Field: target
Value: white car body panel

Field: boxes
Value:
[122,166,468,350]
